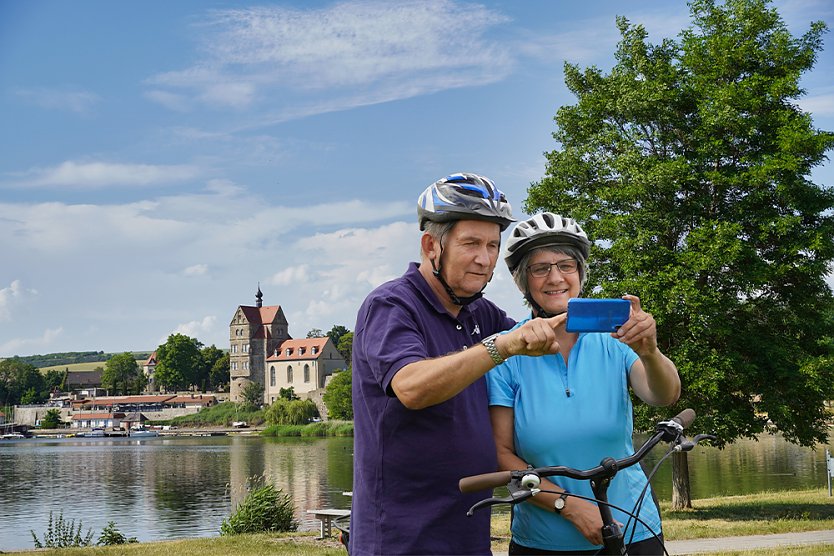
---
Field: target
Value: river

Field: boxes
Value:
[0,432,831,552]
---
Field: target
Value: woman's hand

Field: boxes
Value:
[561,496,605,546]
[613,295,657,356]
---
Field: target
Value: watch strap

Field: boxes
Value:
[481,333,505,366]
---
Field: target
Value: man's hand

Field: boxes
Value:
[496,314,565,358]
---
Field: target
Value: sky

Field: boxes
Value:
[1,0,833,358]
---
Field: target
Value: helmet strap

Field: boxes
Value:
[430,230,484,307]
[525,292,562,319]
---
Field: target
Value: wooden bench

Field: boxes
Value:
[306,508,351,538]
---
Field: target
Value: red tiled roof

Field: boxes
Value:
[267,337,329,361]
[239,305,282,325]
[167,395,217,405]
[72,412,125,420]
[145,351,157,365]
[79,395,175,406]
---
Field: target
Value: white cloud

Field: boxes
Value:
[0,327,64,355]
[15,87,100,114]
[268,265,309,286]
[6,160,202,189]
[799,92,834,117]
[145,0,514,121]
[0,280,33,321]
[144,90,192,112]
[168,316,218,343]
[183,264,209,276]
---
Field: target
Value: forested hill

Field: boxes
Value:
[9,351,152,368]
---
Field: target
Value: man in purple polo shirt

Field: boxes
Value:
[350,173,564,555]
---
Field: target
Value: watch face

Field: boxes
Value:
[555,497,566,510]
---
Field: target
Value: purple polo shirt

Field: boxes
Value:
[350,262,515,556]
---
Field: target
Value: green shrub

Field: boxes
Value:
[265,398,319,425]
[323,368,352,419]
[31,511,94,548]
[300,422,329,437]
[261,424,303,437]
[97,521,137,545]
[220,484,298,536]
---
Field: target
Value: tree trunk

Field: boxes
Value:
[671,450,692,510]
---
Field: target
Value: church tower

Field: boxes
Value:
[229,287,291,403]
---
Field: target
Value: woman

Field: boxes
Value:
[487,212,681,555]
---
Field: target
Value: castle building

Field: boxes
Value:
[229,287,346,405]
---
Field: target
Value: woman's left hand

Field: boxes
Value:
[612,295,657,356]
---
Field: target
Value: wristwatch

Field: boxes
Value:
[481,333,505,365]
[554,490,570,513]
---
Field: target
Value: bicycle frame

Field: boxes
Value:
[460,409,715,556]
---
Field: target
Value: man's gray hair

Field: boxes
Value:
[511,245,589,296]
[420,220,456,258]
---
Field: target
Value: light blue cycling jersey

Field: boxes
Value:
[487,317,662,552]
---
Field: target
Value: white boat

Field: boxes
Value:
[85,427,106,437]
[129,426,159,438]
[1,433,26,439]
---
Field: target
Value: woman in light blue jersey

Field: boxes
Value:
[487,212,681,555]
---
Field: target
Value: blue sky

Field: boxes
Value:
[2,0,833,358]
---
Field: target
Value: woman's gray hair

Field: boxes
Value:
[511,245,589,296]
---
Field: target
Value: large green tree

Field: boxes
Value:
[154,334,204,392]
[525,0,834,507]
[209,352,231,392]
[101,352,146,395]
[200,345,225,391]
[0,358,46,406]
[336,331,354,364]
[323,369,352,420]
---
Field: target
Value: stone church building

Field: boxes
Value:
[229,287,346,405]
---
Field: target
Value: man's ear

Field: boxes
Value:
[421,232,438,260]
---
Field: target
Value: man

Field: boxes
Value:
[350,172,563,555]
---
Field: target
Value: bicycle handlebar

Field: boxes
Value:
[459,408,700,494]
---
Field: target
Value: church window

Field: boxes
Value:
[287,366,293,383]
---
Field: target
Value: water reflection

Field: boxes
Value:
[642,433,833,499]
[0,432,831,552]
[0,435,354,552]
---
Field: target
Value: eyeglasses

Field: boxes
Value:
[526,259,579,278]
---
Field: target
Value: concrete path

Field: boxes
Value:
[493,529,834,555]
[665,529,834,554]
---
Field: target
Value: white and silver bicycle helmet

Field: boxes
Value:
[504,212,591,274]
[417,172,515,231]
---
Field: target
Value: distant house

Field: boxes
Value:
[70,394,217,413]
[265,337,345,403]
[71,412,125,430]
[229,287,347,405]
[65,369,103,391]
[229,287,291,403]
[143,351,158,392]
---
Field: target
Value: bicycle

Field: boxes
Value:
[459,408,715,556]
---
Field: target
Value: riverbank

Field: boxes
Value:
[6,489,833,555]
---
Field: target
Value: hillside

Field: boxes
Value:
[7,351,152,370]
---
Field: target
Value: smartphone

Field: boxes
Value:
[565,298,630,333]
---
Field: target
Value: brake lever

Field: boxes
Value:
[466,487,537,516]
[675,433,718,452]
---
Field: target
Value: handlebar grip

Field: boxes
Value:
[459,471,511,493]
[672,408,696,429]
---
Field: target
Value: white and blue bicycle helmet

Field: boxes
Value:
[418,172,515,231]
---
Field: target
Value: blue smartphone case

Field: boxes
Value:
[565,298,630,333]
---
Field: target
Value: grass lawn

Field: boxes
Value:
[9,488,834,555]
